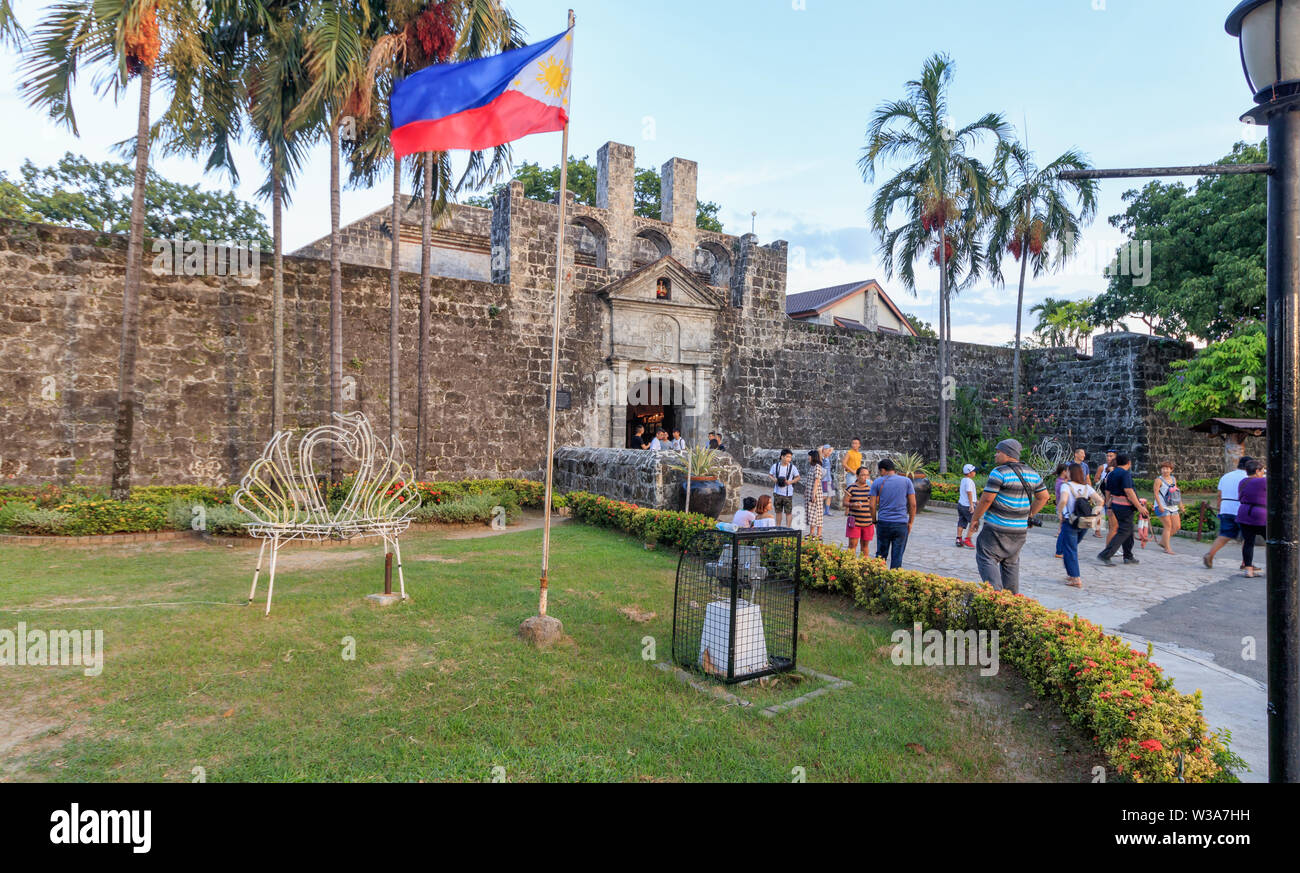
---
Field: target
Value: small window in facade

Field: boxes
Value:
[656,277,672,300]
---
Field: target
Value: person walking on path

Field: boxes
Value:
[956,464,977,547]
[1058,462,1103,588]
[1052,463,1070,558]
[1204,456,1252,569]
[1094,450,1117,540]
[805,449,825,540]
[1153,461,1183,554]
[869,457,916,569]
[1096,453,1149,565]
[845,466,875,557]
[819,444,835,516]
[1237,460,1267,578]
[967,439,1050,594]
[768,448,800,528]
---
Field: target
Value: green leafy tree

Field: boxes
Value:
[467,156,725,231]
[1148,322,1266,425]
[1148,322,1265,470]
[1090,142,1266,341]
[3,153,271,244]
[860,53,1010,473]
[903,312,937,338]
[0,172,40,222]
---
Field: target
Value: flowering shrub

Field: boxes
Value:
[566,492,1240,783]
[51,500,169,536]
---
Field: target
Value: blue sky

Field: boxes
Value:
[0,0,1263,344]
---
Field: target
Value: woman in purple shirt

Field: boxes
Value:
[1237,459,1267,578]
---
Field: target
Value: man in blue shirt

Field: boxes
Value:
[968,438,1050,594]
[1073,447,1090,481]
[868,457,916,569]
[1097,453,1149,565]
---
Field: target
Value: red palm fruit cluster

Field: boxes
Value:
[125,3,161,77]
[1028,219,1045,256]
[407,1,456,67]
[340,83,367,121]
[1007,235,1023,260]
[920,197,959,233]
[931,235,955,265]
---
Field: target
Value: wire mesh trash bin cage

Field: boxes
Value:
[671,527,802,684]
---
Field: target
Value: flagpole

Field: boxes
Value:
[537,9,575,621]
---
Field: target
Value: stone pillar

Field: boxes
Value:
[660,157,697,228]
[862,284,879,331]
[489,180,522,285]
[597,142,635,275]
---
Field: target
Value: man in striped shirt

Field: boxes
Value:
[844,466,875,557]
[967,438,1050,594]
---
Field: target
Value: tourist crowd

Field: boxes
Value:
[635,427,1267,591]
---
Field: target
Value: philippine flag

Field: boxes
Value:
[390,28,572,158]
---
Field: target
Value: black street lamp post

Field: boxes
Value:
[1058,1,1300,782]
[1228,0,1300,784]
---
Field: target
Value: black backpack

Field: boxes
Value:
[1067,484,1097,529]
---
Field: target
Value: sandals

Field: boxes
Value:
[1066,578,1083,588]
[1202,554,1213,569]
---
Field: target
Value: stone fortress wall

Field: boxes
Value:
[0,140,1225,494]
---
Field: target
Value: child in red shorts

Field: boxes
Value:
[844,467,875,557]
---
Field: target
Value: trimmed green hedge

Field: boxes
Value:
[564,491,1243,783]
[0,478,551,536]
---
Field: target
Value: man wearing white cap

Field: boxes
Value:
[956,463,978,548]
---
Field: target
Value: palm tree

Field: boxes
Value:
[1030,296,1099,352]
[356,0,521,473]
[158,1,318,435]
[860,54,1009,473]
[294,0,377,483]
[248,6,319,433]
[22,0,208,499]
[989,141,1097,427]
[0,1,23,46]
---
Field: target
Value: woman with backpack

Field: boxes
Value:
[1059,462,1104,588]
[1153,461,1182,555]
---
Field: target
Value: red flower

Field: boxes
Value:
[1139,739,1163,752]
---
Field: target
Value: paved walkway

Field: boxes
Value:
[740,484,1268,781]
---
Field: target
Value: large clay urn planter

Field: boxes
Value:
[678,477,727,519]
[911,474,932,513]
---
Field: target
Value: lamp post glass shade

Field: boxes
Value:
[1228,0,1300,103]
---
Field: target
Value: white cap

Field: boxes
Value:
[963,464,976,474]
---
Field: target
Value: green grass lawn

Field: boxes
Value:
[0,522,1102,782]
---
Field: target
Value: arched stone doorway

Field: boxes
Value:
[625,375,696,447]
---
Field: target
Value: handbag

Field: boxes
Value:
[1068,484,1098,529]
[1162,479,1182,508]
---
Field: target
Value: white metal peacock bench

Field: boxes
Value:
[233,412,421,615]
